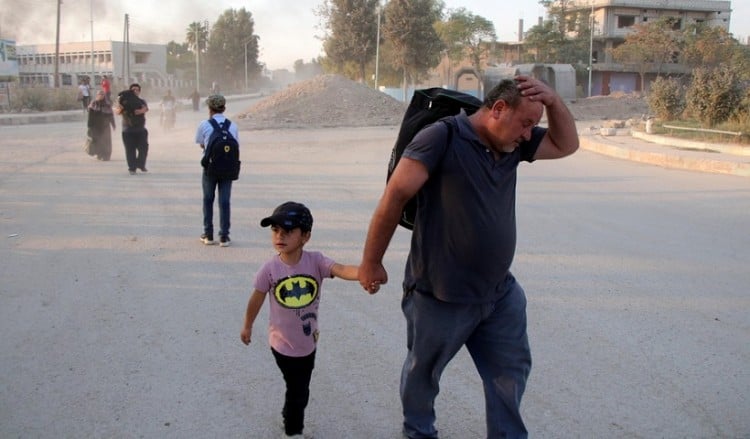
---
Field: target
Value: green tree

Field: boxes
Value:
[609,17,681,89]
[435,7,496,79]
[186,21,209,55]
[166,41,192,76]
[185,21,209,89]
[318,0,380,82]
[539,0,577,34]
[383,0,444,95]
[205,8,261,91]
[524,20,567,63]
[529,1,594,65]
[681,24,750,80]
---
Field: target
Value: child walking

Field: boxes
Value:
[241,201,359,438]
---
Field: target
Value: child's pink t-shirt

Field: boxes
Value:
[253,251,334,357]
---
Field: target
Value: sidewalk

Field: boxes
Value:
[576,121,750,178]
[1,110,748,177]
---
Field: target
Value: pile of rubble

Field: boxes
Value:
[236,74,407,130]
[568,92,651,121]
[235,74,652,130]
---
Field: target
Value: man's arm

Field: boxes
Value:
[516,76,579,160]
[134,101,149,116]
[359,157,428,294]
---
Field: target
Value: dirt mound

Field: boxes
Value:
[235,74,650,129]
[567,92,650,121]
[236,74,407,129]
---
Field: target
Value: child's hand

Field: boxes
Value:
[240,327,252,345]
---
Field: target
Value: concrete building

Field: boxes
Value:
[567,0,732,95]
[15,40,186,90]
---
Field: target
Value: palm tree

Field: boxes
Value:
[186,21,209,55]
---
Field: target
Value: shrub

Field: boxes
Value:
[646,76,685,121]
[8,86,80,112]
[685,65,743,127]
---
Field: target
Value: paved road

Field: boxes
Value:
[1,107,748,438]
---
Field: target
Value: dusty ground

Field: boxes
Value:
[235,74,651,130]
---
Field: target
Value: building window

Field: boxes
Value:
[617,15,635,28]
[134,52,149,64]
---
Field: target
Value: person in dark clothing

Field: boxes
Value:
[116,83,149,175]
[86,90,116,161]
[359,76,580,439]
[190,89,200,112]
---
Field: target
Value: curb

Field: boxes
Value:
[632,130,750,157]
[580,134,750,178]
[0,111,85,126]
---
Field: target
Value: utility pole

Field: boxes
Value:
[122,14,130,85]
[90,0,94,84]
[54,0,61,88]
[588,0,594,97]
[375,1,381,90]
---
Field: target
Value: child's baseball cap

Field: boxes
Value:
[260,201,313,232]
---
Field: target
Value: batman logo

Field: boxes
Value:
[223,145,231,153]
[274,275,318,308]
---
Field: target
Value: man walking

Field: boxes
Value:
[195,94,239,247]
[359,76,579,439]
[116,83,149,175]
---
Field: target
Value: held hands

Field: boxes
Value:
[358,262,387,295]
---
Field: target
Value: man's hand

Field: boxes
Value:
[515,75,558,107]
[358,261,387,295]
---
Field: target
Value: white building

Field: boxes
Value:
[15,40,184,89]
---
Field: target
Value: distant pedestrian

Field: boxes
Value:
[190,89,200,112]
[195,94,238,246]
[101,75,111,102]
[78,78,91,112]
[115,83,149,175]
[241,201,360,439]
[159,89,176,130]
[86,90,115,161]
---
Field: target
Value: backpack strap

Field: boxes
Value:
[208,117,231,131]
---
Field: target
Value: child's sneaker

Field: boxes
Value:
[219,235,231,247]
[200,233,215,245]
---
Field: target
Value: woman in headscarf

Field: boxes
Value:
[86,90,116,161]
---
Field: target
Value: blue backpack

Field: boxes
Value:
[203,118,241,180]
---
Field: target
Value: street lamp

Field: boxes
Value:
[375,1,382,89]
[244,38,252,92]
[195,20,208,93]
[90,0,94,84]
[194,24,200,92]
[588,0,594,97]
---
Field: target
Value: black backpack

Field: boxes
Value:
[203,118,241,180]
[117,89,141,114]
[387,88,483,229]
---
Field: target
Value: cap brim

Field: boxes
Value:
[260,216,276,227]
